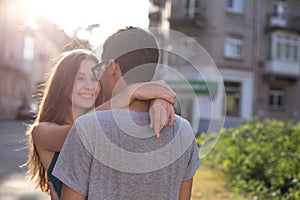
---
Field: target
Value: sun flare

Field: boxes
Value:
[21,0,150,47]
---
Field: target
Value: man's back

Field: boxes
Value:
[53,109,200,200]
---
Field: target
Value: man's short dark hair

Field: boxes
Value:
[101,26,159,84]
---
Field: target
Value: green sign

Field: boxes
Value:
[166,80,218,95]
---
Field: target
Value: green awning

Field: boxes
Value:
[166,80,218,95]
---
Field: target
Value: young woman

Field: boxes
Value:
[24,49,176,197]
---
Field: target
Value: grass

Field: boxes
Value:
[191,164,249,200]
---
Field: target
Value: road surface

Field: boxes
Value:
[0,120,49,200]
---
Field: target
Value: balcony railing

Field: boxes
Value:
[266,14,300,33]
[169,7,206,28]
[265,59,300,80]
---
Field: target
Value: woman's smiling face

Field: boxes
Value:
[71,59,100,110]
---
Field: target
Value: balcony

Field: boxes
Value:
[265,59,300,80]
[151,0,163,7]
[169,7,206,28]
[266,14,300,33]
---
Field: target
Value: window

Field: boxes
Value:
[227,0,244,13]
[273,1,287,16]
[269,88,284,110]
[224,36,243,59]
[225,81,241,117]
[185,0,201,18]
[23,35,35,60]
[268,33,300,62]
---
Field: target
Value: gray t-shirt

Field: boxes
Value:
[53,109,200,200]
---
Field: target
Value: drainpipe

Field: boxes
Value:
[253,0,261,118]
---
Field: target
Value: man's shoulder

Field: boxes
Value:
[174,115,193,130]
[174,115,189,124]
[169,115,196,140]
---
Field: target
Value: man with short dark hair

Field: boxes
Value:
[53,26,200,200]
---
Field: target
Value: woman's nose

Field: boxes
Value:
[84,79,98,90]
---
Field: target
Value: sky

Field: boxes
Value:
[21,0,150,48]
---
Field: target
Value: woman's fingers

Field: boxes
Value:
[160,103,168,129]
[168,106,176,126]
[163,94,176,105]
[153,104,161,138]
[163,102,176,127]
[150,99,165,137]
[149,99,177,137]
[149,104,154,129]
[149,102,161,137]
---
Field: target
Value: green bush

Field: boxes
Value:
[198,118,300,199]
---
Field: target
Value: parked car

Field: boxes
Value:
[16,103,38,120]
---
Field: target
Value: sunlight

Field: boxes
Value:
[21,0,150,47]
[21,0,93,33]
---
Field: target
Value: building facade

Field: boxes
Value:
[0,0,70,119]
[149,0,300,132]
[255,0,300,120]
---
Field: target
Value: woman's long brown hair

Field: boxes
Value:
[23,49,101,193]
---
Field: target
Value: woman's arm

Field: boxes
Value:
[95,81,177,137]
[32,122,71,152]
[95,80,176,111]
[60,184,86,200]
[33,81,177,153]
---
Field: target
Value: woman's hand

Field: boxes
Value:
[149,98,176,137]
[130,80,176,105]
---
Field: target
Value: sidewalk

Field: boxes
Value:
[0,120,49,200]
[0,173,48,200]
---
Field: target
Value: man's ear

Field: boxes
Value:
[109,60,122,78]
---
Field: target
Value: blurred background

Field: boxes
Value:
[1,0,300,128]
[0,0,299,199]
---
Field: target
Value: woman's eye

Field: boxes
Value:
[91,77,99,82]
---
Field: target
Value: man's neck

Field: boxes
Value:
[106,93,149,112]
[106,81,150,112]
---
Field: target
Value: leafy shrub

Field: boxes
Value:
[198,118,300,199]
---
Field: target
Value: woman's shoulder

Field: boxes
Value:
[33,122,57,132]
[32,122,59,138]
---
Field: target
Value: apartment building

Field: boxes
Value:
[0,0,69,119]
[149,0,300,132]
[255,0,300,120]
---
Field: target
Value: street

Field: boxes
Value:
[0,120,48,200]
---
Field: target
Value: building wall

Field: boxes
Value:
[150,0,300,125]
[254,0,300,120]
[0,0,31,119]
[0,0,70,119]
[168,0,255,127]
[201,0,254,70]
[0,68,30,119]
[203,0,255,126]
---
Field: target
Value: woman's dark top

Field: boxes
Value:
[47,152,62,197]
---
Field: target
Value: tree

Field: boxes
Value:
[61,23,100,51]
